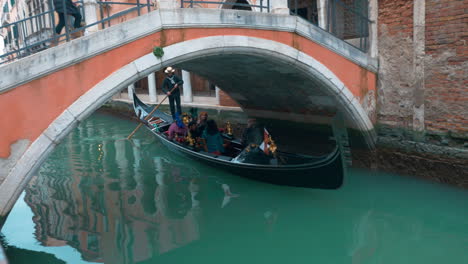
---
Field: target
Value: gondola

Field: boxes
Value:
[132,93,345,189]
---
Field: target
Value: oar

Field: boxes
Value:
[127,85,179,140]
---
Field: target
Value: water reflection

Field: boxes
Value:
[3,113,468,264]
[25,149,206,263]
[21,115,249,263]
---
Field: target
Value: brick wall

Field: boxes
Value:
[377,0,415,128]
[424,0,467,140]
[377,0,467,145]
[218,90,240,107]
[190,74,210,93]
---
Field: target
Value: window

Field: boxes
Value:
[3,3,9,13]
[10,0,15,7]
[328,0,369,39]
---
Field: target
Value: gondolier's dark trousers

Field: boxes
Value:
[168,94,182,119]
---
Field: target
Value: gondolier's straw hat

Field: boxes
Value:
[165,66,176,74]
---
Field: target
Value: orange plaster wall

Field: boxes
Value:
[0,27,375,158]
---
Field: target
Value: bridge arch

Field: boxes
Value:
[0,8,379,216]
[0,35,374,215]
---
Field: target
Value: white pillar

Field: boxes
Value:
[215,86,220,105]
[182,70,193,103]
[128,83,135,101]
[148,73,157,103]
[83,0,99,35]
[270,0,289,14]
[317,0,327,30]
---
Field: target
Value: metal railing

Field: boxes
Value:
[0,0,151,64]
[181,0,270,12]
[327,0,370,52]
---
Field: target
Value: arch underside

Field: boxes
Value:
[178,53,339,117]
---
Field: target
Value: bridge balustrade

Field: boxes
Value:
[0,0,371,65]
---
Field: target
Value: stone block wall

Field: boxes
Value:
[377,0,467,147]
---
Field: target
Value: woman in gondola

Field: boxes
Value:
[201,120,225,155]
[196,111,209,136]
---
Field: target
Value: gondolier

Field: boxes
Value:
[162,67,184,119]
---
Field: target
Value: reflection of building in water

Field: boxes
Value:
[24,121,201,263]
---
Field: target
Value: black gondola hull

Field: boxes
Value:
[132,93,345,189]
[154,127,344,189]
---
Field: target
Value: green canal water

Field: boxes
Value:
[1,112,467,264]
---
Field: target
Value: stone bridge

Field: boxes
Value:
[0,8,377,216]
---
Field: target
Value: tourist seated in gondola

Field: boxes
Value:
[185,120,203,150]
[201,119,225,155]
[168,113,188,142]
[241,118,264,147]
[188,120,202,139]
[181,112,192,126]
[196,111,209,135]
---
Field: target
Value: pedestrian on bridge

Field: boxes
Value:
[162,67,184,120]
[53,0,84,39]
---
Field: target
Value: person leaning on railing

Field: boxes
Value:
[52,0,85,40]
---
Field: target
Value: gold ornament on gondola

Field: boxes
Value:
[225,121,233,136]
[268,135,277,154]
[186,131,195,146]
